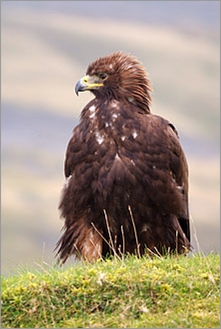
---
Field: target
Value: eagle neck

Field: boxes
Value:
[95,96,151,115]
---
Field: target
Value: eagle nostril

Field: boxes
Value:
[83,76,89,83]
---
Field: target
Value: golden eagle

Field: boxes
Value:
[56,52,191,263]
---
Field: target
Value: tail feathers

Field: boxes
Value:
[171,215,192,253]
[55,218,103,263]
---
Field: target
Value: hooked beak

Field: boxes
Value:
[75,75,104,95]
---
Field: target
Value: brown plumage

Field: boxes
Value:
[56,51,191,263]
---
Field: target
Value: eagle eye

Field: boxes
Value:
[98,73,108,80]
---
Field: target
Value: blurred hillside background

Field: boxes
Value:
[2,1,220,274]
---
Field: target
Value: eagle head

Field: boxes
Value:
[75,51,152,113]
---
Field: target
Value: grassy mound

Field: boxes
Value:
[1,253,220,328]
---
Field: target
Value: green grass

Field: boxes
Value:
[1,253,220,328]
